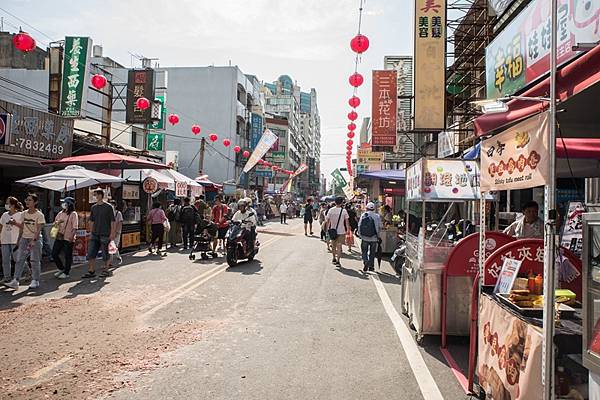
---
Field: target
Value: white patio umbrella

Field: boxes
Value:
[119,169,175,189]
[161,169,202,188]
[17,165,125,192]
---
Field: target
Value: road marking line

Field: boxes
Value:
[371,274,444,400]
[29,355,71,380]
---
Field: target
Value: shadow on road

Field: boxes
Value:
[334,264,369,280]
[225,259,263,275]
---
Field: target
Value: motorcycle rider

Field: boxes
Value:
[231,199,258,251]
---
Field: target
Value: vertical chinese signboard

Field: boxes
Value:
[126,69,155,124]
[150,95,166,130]
[414,0,446,130]
[60,36,92,118]
[371,70,397,147]
[250,113,263,150]
[485,0,600,99]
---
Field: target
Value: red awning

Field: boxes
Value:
[557,138,600,159]
[474,44,600,137]
[41,152,168,169]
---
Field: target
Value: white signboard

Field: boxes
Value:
[122,184,140,200]
[243,129,278,173]
[437,131,454,158]
[175,181,187,197]
[560,201,584,257]
[407,158,483,201]
[494,258,523,294]
[406,159,423,200]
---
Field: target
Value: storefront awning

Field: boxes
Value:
[357,169,406,181]
[42,152,168,169]
[474,44,600,137]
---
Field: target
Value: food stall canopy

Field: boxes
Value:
[41,152,169,169]
[474,43,600,137]
[16,165,124,192]
[195,175,223,190]
[116,169,174,189]
[161,169,202,188]
[358,169,406,181]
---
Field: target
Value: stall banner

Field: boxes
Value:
[292,163,308,177]
[60,37,92,118]
[122,184,140,200]
[494,258,523,294]
[560,201,584,257]
[243,129,278,173]
[343,183,354,200]
[481,112,549,192]
[414,0,446,130]
[485,0,600,99]
[126,69,155,124]
[331,168,347,188]
[422,159,481,200]
[478,295,543,400]
[72,229,89,264]
[175,181,187,197]
[372,70,397,147]
[406,159,423,200]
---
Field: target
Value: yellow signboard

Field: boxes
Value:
[414,0,446,130]
[357,148,384,165]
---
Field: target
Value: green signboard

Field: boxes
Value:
[60,37,91,118]
[331,168,347,188]
[271,151,285,164]
[146,132,164,152]
[150,95,165,130]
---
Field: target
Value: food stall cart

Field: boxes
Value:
[402,158,493,340]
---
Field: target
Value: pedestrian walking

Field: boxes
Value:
[109,200,123,265]
[194,195,209,219]
[211,196,229,254]
[256,202,265,226]
[180,197,198,250]
[7,193,45,289]
[318,203,327,241]
[83,189,115,278]
[1,197,24,284]
[147,201,167,255]
[345,203,358,252]
[51,196,78,279]
[167,198,182,248]
[304,198,314,236]
[325,197,349,267]
[358,202,382,272]
[279,201,288,224]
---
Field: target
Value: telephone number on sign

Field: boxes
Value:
[16,139,64,155]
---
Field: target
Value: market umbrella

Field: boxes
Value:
[376,240,383,269]
[162,169,202,189]
[115,169,175,190]
[41,152,168,169]
[17,165,124,192]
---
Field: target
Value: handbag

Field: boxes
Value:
[327,209,343,240]
[50,223,59,239]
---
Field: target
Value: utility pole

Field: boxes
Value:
[198,137,206,175]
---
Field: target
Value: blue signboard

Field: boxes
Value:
[250,113,263,150]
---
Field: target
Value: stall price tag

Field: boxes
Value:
[494,258,523,294]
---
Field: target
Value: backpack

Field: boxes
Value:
[167,205,181,222]
[359,213,377,238]
[180,205,197,224]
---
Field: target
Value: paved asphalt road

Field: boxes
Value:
[1,218,471,400]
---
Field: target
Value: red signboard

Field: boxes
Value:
[383,188,405,196]
[445,232,513,277]
[372,70,397,147]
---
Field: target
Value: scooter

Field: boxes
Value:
[225,215,260,267]
[390,235,405,276]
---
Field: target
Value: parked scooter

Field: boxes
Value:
[225,215,260,267]
[390,235,406,276]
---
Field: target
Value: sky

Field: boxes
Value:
[2,0,414,181]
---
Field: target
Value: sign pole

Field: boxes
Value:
[542,0,558,398]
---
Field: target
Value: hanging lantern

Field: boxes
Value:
[347,132,355,139]
[350,34,370,54]
[348,111,358,121]
[13,31,36,52]
[191,125,201,135]
[346,145,352,151]
[136,97,150,110]
[168,114,180,126]
[242,150,250,158]
[348,96,361,108]
[348,72,364,87]
[223,138,231,147]
[347,139,354,146]
[91,74,107,90]
[209,133,218,142]
[347,122,356,131]
[233,145,241,153]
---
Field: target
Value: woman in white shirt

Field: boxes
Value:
[0,197,24,283]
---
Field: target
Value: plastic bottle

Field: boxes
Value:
[534,274,543,295]
[527,270,535,293]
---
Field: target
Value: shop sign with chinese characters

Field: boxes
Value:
[480,112,549,192]
[126,69,155,124]
[60,37,92,118]
[149,95,166,130]
[407,158,482,200]
[414,0,446,130]
[122,184,140,200]
[371,70,397,147]
[146,132,164,152]
[485,0,600,98]
[0,100,73,159]
[250,113,263,150]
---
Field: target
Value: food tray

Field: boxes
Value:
[495,293,577,318]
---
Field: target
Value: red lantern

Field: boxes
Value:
[347,132,355,139]
[223,138,231,147]
[346,145,352,151]
[350,34,370,54]
[348,111,358,121]
[349,72,364,87]
[243,150,250,158]
[168,114,180,126]
[348,96,361,108]
[136,97,150,110]
[191,125,201,135]
[233,145,241,153]
[91,74,107,90]
[209,133,218,142]
[347,122,356,131]
[13,31,36,52]
[347,139,354,146]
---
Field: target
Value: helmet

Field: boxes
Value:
[244,197,252,205]
[237,199,247,206]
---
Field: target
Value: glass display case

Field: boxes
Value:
[583,212,600,374]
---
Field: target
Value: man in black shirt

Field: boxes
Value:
[84,189,115,278]
[304,198,314,236]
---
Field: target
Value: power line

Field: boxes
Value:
[0,7,56,42]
